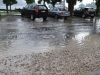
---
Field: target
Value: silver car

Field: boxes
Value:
[48,7,70,19]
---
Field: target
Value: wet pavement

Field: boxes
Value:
[0,16,100,75]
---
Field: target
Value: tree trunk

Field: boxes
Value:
[68,1,74,16]
[96,5,99,14]
[10,4,11,12]
[43,0,45,5]
[6,4,8,13]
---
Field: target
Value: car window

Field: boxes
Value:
[88,8,94,11]
[76,8,81,11]
[29,4,34,9]
[38,5,47,10]
[58,8,66,11]
[28,4,32,9]
[49,8,53,11]
[24,5,28,9]
[53,8,58,11]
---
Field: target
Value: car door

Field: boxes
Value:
[27,4,35,17]
[48,8,54,17]
[23,5,29,16]
[52,7,58,17]
[74,8,81,16]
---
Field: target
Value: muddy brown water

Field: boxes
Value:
[0,16,100,75]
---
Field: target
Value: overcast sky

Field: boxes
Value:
[0,0,94,8]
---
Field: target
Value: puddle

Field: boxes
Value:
[0,16,100,75]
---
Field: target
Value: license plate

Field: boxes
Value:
[65,13,67,15]
[91,14,94,16]
[41,11,45,12]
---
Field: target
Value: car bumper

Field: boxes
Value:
[35,14,48,18]
[58,14,70,18]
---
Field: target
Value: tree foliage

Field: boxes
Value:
[3,0,17,13]
[51,0,61,6]
[66,0,82,16]
[25,0,35,4]
[9,0,17,12]
[38,0,50,4]
[38,0,61,6]
[95,0,100,14]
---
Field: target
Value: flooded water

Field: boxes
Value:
[0,16,100,75]
[0,16,99,57]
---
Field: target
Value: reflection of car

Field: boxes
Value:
[48,7,70,19]
[21,4,48,20]
[73,7,96,18]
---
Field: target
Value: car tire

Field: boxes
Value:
[82,14,85,18]
[55,15,58,19]
[31,15,35,20]
[21,13,24,17]
[64,17,67,20]
[43,17,47,21]
[91,16,94,18]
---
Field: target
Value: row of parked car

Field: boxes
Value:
[21,3,96,21]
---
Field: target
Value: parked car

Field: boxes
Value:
[48,7,70,19]
[21,4,48,20]
[73,7,96,18]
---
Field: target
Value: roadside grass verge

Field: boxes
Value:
[96,13,100,17]
[0,11,21,19]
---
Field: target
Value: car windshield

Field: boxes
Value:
[85,8,95,11]
[88,8,95,11]
[38,5,47,10]
[58,8,66,11]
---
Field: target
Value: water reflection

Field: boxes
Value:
[0,16,100,57]
[74,32,90,45]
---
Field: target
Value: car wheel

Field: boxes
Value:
[43,17,47,21]
[91,16,94,18]
[21,13,24,17]
[31,15,35,20]
[82,14,85,18]
[55,15,58,19]
[64,17,67,20]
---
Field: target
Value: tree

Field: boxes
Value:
[38,0,61,6]
[3,0,10,13]
[9,0,17,12]
[66,0,82,16]
[25,0,35,4]
[3,0,17,13]
[95,0,100,14]
[38,0,50,5]
[79,3,85,8]
[51,0,61,6]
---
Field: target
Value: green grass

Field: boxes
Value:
[96,13,100,17]
[0,11,20,19]
[0,11,20,15]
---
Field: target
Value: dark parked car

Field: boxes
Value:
[73,7,96,18]
[48,7,70,19]
[21,4,48,20]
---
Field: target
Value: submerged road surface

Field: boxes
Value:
[0,16,100,75]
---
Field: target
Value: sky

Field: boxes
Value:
[0,0,94,9]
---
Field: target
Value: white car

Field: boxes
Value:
[48,7,70,19]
